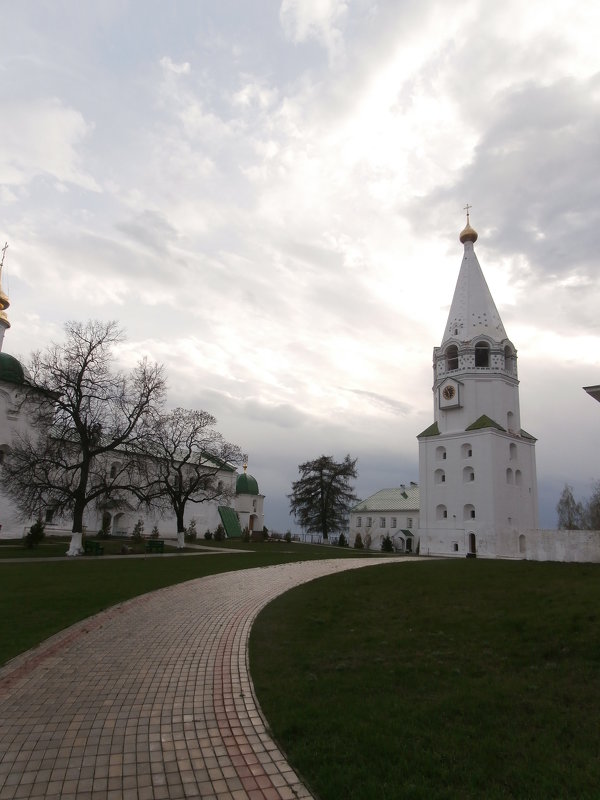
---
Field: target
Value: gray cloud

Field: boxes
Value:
[1,1,599,533]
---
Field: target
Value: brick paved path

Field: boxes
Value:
[0,557,418,799]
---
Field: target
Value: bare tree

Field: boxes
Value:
[583,481,600,530]
[136,407,243,549]
[0,320,165,555]
[556,484,584,530]
[288,454,357,539]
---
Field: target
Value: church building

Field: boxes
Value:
[0,252,262,546]
[417,214,539,558]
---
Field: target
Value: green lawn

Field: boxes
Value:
[0,540,378,666]
[250,559,600,800]
[0,536,184,558]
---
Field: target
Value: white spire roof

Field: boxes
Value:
[441,221,507,345]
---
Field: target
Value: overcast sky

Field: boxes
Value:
[1,0,599,531]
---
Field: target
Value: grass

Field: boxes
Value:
[250,559,600,800]
[0,539,381,667]
[0,536,184,558]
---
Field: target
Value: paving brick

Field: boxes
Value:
[0,557,415,798]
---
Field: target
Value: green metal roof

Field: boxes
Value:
[465,414,506,432]
[520,428,537,441]
[218,506,242,538]
[236,472,259,495]
[0,353,28,385]
[417,421,440,438]
[352,485,420,513]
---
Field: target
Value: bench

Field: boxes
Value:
[145,539,164,554]
[83,540,104,556]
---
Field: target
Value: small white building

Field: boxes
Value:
[349,484,419,551]
[228,465,265,535]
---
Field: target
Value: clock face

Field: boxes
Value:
[442,385,456,401]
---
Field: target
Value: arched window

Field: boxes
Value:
[434,469,446,484]
[453,542,459,552]
[463,504,475,520]
[509,443,517,461]
[515,469,522,486]
[463,467,475,482]
[519,534,526,553]
[461,443,472,459]
[475,341,490,367]
[446,345,458,371]
[504,345,515,373]
[436,446,447,461]
[436,504,448,520]
[357,517,362,527]
[507,411,515,432]
[506,468,514,484]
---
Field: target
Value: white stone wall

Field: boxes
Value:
[419,427,538,555]
[0,385,42,537]
[497,528,600,563]
[419,527,600,562]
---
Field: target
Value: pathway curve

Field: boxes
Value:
[0,557,420,799]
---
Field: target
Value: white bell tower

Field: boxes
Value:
[418,212,538,558]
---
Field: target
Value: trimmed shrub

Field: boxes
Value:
[184,519,197,543]
[98,514,111,539]
[381,533,394,552]
[338,532,348,547]
[354,532,364,549]
[214,524,225,541]
[132,519,144,542]
[204,529,213,540]
[24,520,45,549]
[284,530,292,543]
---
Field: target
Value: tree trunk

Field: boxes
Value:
[176,508,185,550]
[66,531,84,557]
[67,469,88,556]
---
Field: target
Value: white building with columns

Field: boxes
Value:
[418,215,539,558]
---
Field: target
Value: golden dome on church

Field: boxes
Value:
[459,211,478,244]
[459,221,478,244]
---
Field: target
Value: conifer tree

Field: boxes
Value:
[288,455,357,539]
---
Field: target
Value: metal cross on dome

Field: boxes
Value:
[463,204,472,224]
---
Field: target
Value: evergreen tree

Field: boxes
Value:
[288,455,357,539]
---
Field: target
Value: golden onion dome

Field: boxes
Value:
[459,217,478,243]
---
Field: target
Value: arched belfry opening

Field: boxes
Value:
[475,341,490,367]
[446,345,458,371]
